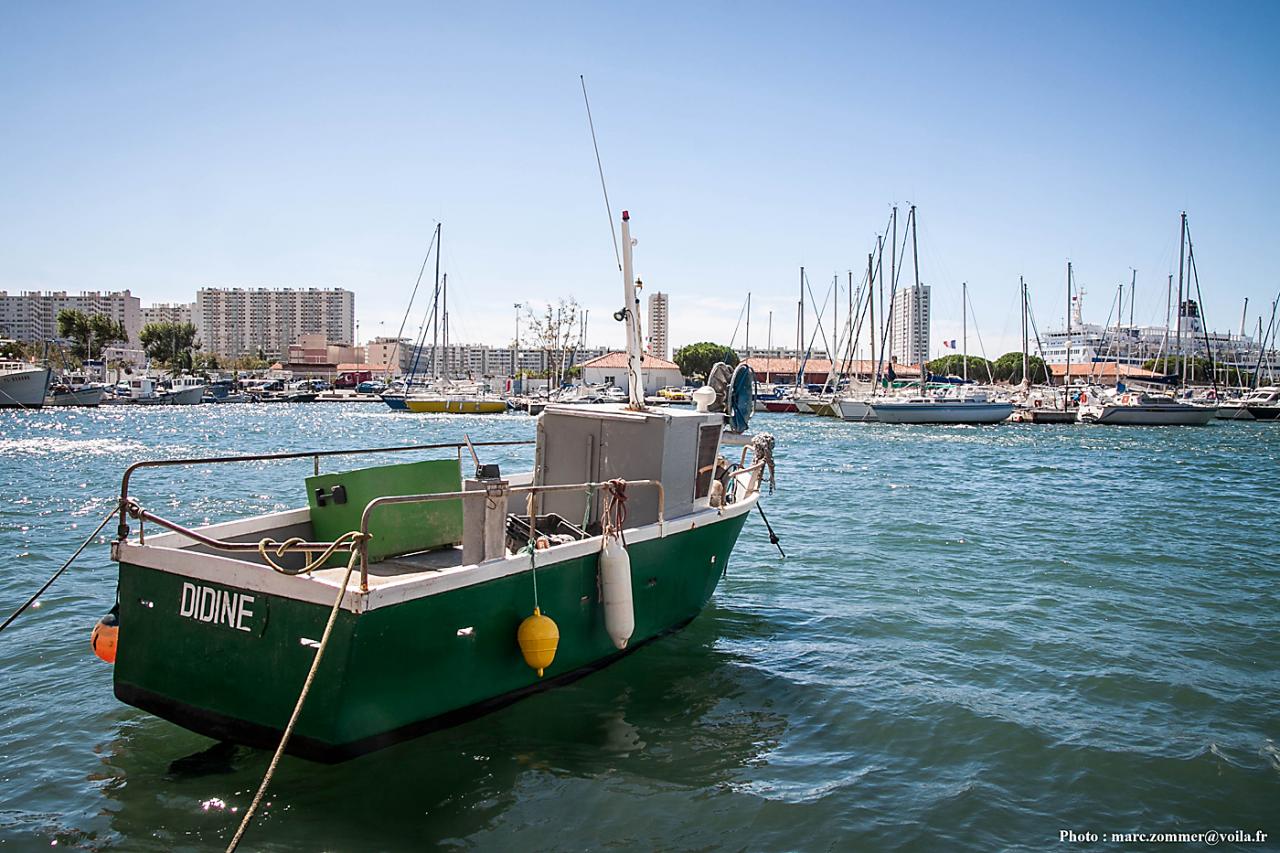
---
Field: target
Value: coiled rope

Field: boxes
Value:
[226,534,367,853]
[601,479,628,539]
[0,507,117,635]
[750,432,777,493]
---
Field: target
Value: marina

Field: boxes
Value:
[2,403,1277,849]
[3,2,1279,849]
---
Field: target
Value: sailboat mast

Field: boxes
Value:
[796,267,804,387]
[1129,268,1136,328]
[1021,277,1028,389]
[889,207,897,364]
[431,225,442,378]
[868,250,876,383]
[745,292,751,357]
[1065,261,1073,401]
[1176,211,1187,381]
[442,273,449,378]
[962,281,968,382]
[909,205,921,379]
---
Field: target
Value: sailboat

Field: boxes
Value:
[97,210,774,762]
[1011,274,1075,423]
[868,207,1013,425]
[1078,213,1217,425]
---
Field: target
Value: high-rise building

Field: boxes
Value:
[647,291,669,360]
[0,290,142,344]
[890,284,930,366]
[142,302,195,327]
[195,287,355,358]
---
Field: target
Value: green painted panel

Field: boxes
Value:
[306,458,463,563]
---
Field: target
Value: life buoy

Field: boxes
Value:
[1121,394,1131,405]
[1079,392,1088,404]
[1034,399,1042,408]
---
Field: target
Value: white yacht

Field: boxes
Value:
[158,375,206,405]
[1077,388,1217,425]
[870,386,1013,425]
[1241,386,1280,421]
[0,360,52,409]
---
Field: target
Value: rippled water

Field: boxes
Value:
[0,405,1276,850]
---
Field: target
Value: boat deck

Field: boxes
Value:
[311,545,468,587]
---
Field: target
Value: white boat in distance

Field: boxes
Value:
[835,396,877,422]
[1077,389,1217,425]
[45,373,107,407]
[870,387,1013,425]
[0,361,52,409]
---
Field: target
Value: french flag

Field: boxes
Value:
[942,340,958,349]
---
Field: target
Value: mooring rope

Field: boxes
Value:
[225,536,366,853]
[0,507,117,635]
[256,530,365,576]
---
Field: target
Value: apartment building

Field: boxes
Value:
[889,284,931,366]
[647,291,670,359]
[0,290,143,344]
[195,287,354,358]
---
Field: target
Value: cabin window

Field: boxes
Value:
[694,423,720,499]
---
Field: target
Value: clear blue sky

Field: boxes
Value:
[2,1,1277,358]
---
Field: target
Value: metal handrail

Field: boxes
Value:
[356,479,666,589]
[115,439,535,540]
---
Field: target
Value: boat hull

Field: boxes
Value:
[1079,404,1217,425]
[1244,405,1280,421]
[404,398,508,414]
[45,386,106,407]
[1010,407,1076,424]
[0,367,51,408]
[112,513,747,762]
[870,401,1013,424]
[835,398,876,421]
[161,386,205,405]
[762,400,797,413]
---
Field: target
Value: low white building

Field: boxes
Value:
[580,351,684,395]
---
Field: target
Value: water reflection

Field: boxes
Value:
[96,610,787,850]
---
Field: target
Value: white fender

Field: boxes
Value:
[600,535,635,650]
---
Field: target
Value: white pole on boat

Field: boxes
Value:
[620,211,645,410]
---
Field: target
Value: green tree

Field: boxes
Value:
[990,351,1050,384]
[140,321,199,373]
[0,339,34,360]
[926,354,993,381]
[1142,355,1214,383]
[673,342,738,379]
[56,309,128,361]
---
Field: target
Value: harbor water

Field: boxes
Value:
[0,405,1276,850]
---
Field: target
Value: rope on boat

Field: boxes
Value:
[256,530,366,576]
[225,535,367,853]
[750,432,776,493]
[0,507,117,635]
[602,479,628,540]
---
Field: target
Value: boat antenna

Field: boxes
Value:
[581,75,621,270]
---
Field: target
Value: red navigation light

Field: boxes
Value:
[622,210,630,220]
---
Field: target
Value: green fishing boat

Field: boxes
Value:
[102,212,774,762]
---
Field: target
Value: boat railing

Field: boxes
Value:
[117,473,666,593]
[115,439,536,542]
[356,479,667,589]
[117,442,767,592]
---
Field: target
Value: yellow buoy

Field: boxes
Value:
[517,607,559,677]
[91,607,119,664]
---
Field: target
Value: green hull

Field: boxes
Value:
[114,514,748,761]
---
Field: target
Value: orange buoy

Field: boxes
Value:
[91,606,119,664]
